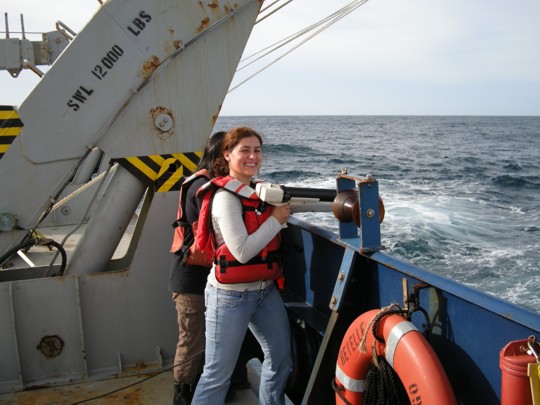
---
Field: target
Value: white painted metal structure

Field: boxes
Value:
[0,0,260,252]
[0,0,261,393]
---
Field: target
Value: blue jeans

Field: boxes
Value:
[192,283,292,405]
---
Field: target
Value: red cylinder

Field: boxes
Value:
[500,339,535,405]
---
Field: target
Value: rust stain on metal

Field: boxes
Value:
[165,26,184,52]
[150,106,170,120]
[150,106,175,140]
[173,39,184,50]
[212,104,223,125]
[134,361,147,370]
[337,172,377,184]
[208,0,219,10]
[197,17,210,32]
[223,0,240,14]
[140,55,160,79]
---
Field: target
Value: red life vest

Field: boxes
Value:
[195,176,282,284]
[170,169,214,267]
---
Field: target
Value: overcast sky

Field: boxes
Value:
[1,0,539,116]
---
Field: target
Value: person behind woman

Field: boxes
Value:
[192,126,292,405]
[169,131,225,405]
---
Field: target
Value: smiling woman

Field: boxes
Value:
[223,127,263,184]
[191,126,292,404]
[2,2,539,404]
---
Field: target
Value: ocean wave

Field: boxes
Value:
[502,162,523,171]
[217,115,540,311]
[492,174,540,189]
[261,170,322,184]
[265,143,319,155]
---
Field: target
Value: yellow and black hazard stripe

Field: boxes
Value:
[0,106,24,160]
[115,151,202,192]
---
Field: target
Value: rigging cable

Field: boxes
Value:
[256,0,293,24]
[244,0,359,67]
[228,0,369,93]
[260,0,288,14]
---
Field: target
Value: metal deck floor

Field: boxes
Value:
[0,359,297,405]
[0,370,260,405]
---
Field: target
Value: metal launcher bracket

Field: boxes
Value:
[334,173,384,253]
[329,173,385,312]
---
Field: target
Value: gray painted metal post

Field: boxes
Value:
[66,164,146,275]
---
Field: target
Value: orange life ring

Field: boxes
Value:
[334,308,456,404]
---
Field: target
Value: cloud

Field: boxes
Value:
[2,0,539,115]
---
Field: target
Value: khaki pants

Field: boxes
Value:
[172,292,206,385]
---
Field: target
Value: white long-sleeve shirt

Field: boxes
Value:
[207,188,282,291]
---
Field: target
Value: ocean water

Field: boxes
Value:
[215,116,540,312]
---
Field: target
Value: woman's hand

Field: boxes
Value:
[271,204,290,225]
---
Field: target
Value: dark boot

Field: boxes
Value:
[173,383,195,405]
[225,384,237,403]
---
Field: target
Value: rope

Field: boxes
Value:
[415,305,432,337]
[363,356,409,405]
[358,303,403,353]
[332,378,353,405]
[371,306,409,343]
[334,303,433,404]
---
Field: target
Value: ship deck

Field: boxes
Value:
[0,359,290,404]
